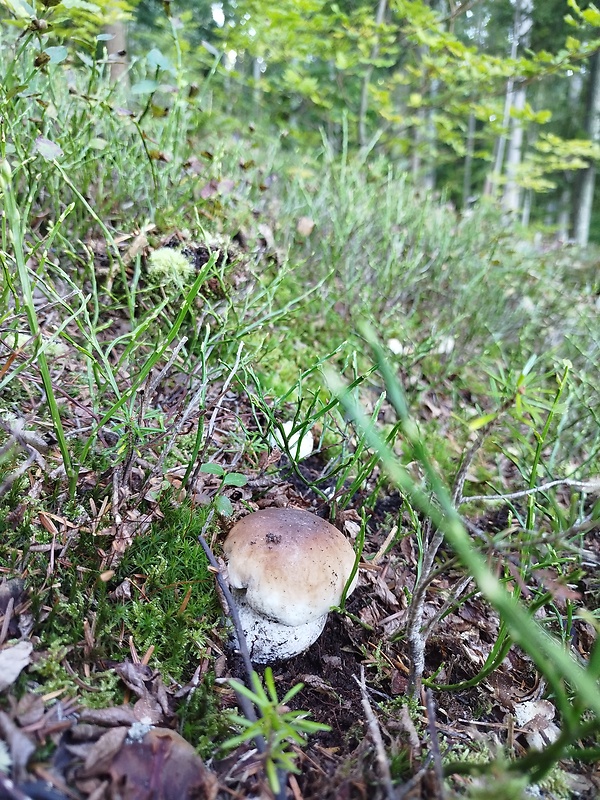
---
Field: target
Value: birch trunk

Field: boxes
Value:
[105,21,128,84]
[573,50,600,246]
[358,0,388,147]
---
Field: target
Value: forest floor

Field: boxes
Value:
[2,53,600,798]
[2,220,599,799]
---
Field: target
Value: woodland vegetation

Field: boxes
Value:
[0,1,599,799]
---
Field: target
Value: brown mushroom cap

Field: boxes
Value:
[223,507,357,628]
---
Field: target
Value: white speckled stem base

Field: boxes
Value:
[229,588,327,663]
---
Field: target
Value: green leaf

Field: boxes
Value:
[62,0,100,11]
[147,47,174,73]
[35,137,63,160]
[2,0,34,19]
[215,495,233,516]
[131,80,159,95]
[223,472,248,487]
[88,137,108,150]
[200,462,225,476]
[44,46,68,64]
[468,412,498,432]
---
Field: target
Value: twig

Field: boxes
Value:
[355,666,396,800]
[143,336,189,403]
[197,515,289,800]
[197,515,262,736]
[406,518,446,697]
[372,525,398,565]
[458,477,600,506]
[111,466,122,527]
[425,689,445,800]
[191,341,244,486]
[396,761,432,800]
[422,574,472,639]
[0,597,14,645]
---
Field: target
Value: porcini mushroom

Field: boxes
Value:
[222,507,358,663]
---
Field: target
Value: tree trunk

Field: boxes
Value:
[557,184,571,242]
[484,0,532,202]
[462,110,476,208]
[105,21,128,83]
[358,0,388,147]
[573,50,600,246]
[502,85,527,213]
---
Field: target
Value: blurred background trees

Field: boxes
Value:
[2,0,600,242]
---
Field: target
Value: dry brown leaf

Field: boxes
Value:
[81,727,129,775]
[0,641,33,691]
[79,707,139,727]
[114,661,172,721]
[83,727,218,800]
[14,693,45,727]
[0,710,36,782]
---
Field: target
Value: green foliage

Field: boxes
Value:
[224,668,330,795]
[0,0,133,45]
[218,0,600,194]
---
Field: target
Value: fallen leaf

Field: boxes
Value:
[513,699,561,750]
[0,710,36,782]
[15,693,45,727]
[80,727,218,800]
[79,706,139,727]
[0,641,33,691]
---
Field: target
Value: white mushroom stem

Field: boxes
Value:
[230,588,327,664]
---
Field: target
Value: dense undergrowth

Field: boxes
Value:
[1,13,600,800]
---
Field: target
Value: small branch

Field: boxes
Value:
[406,518,446,697]
[191,341,244,486]
[355,666,396,800]
[0,597,14,645]
[143,336,189,407]
[197,511,257,711]
[459,477,600,506]
[396,764,431,800]
[198,515,291,800]
[425,689,445,800]
[422,574,472,639]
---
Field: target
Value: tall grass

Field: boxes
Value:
[1,9,599,796]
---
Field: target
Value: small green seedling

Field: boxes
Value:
[200,462,248,517]
[223,668,330,795]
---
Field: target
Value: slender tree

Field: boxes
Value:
[573,49,600,245]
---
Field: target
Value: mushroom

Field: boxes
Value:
[222,507,358,663]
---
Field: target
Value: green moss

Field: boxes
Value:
[111,504,220,682]
[179,676,232,759]
[2,498,222,689]
[147,248,194,288]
